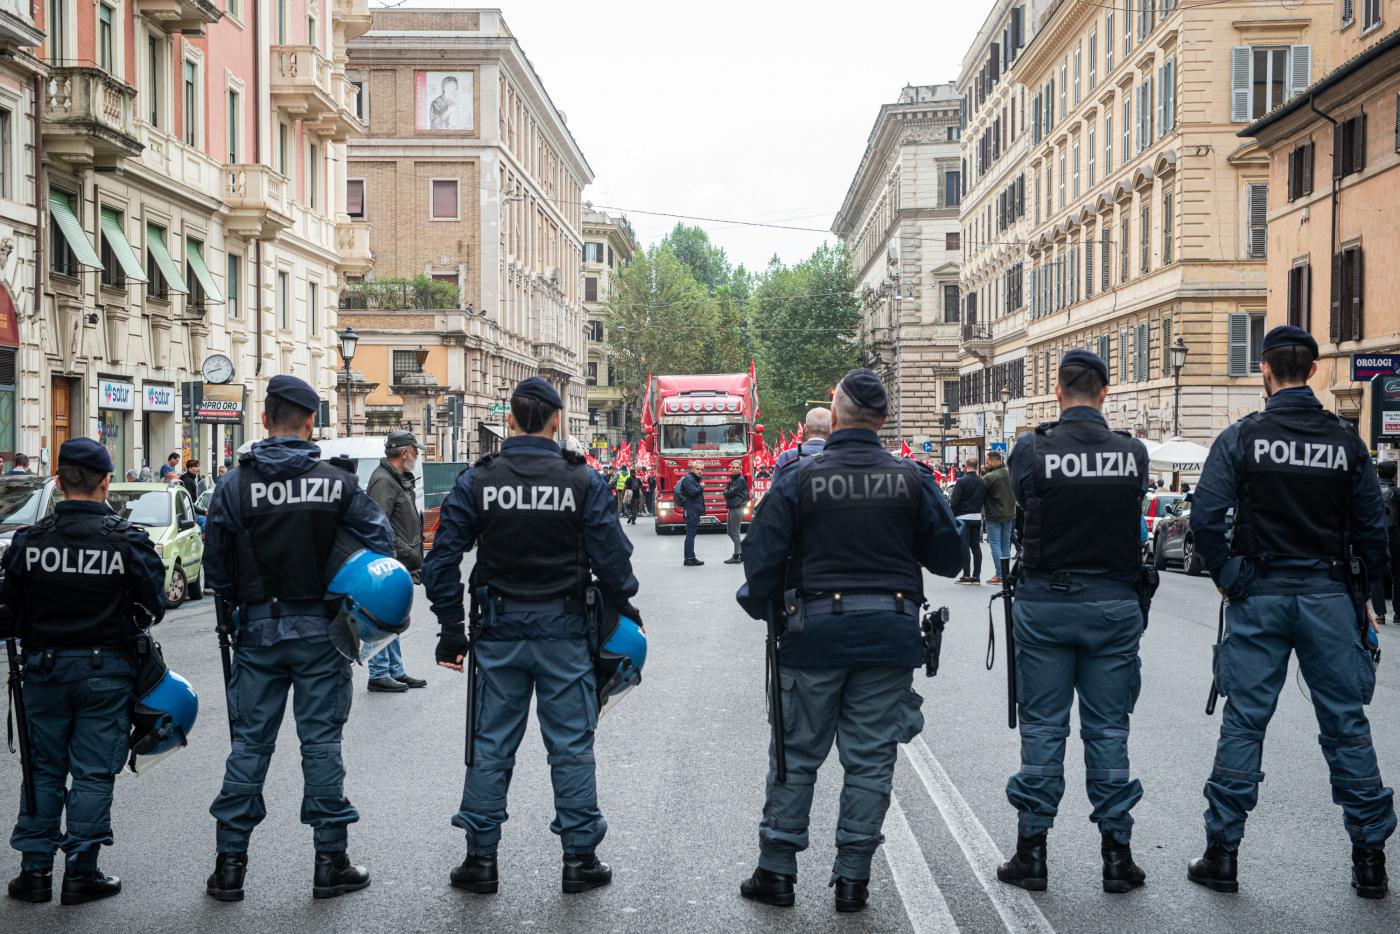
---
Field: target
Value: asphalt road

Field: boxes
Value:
[3,523,1400,933]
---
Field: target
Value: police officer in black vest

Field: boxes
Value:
[1187,325,1395,897]
[997,349,1150,894]
[735,369,962,912]
[2,438,166,905]
[424,376,639,895]
[203,375,394,901]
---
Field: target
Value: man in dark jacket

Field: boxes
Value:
[364,430,427,693]
[676,464,706,567]
[948,459,987,583]
[624,472,643,525]
[981,451,1016,584]
[179,460,201,502]
[722,470,750,563]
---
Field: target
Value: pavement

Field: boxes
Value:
[2,522,1400,932]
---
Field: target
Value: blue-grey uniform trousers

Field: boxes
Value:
[1006,598,1144,843]
[10,674,133,871]
[210,637,358,853]
[1205,590,1396,848]
[455,635,605,856]
[758,667,924,881]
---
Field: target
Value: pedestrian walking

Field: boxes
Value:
[1,439,168,906]
[948,458,986,583]
[179,460,201,501]
[722,469,749,563]
[676,463,706,566]
[625,471,643,525]
[614,468,628,515]
[774,408,831,472]
[981,450,1015,583]
[1370,459,1399,626]
[364,430,428,693]
[735,369,961,913]
[644,471,657,516]
[1186,325,1394,898]
[158,453,179,481]
[423,377,640,895]
[203,375,395,902]
[996,348,1151,895]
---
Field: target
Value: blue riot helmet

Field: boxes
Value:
[595,608,647,718]
[129,671,199,774]
[326,549,414,664]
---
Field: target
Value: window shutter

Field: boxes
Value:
[1287,149,1297,201]
[1141,201,1151,274]
[1247,184,1268,259]
[1287,266,1300,326]
[1355,112,1367,172]
[1330,252,1343,342]
[1161,316,1172,375]
[346,179,364,216]
[1343,0,1355,25]
[1231,47,1251,123]
[1162,192,1174,265]
[1288,46,1311,102]
[1351,247,1364,341]
[1120,327,1129,380]
[1085,237,1094,297]
[1121,215,1130,280]
[1302,141,1314,195]
[1334,121,1345,178]
[1166,59,1176,131]
[1156,65,1165,139]
[1102,229,1111,292]
[1228,313,1249,376]
[1395,94,1400,153]
[1301,261,1311,330]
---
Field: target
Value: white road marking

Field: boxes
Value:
[883,792,961,934]
[902,736,1057,934]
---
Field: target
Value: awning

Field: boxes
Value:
[99,208,147,283]
[185,239,223,304]
[145,226,188,294]
[479,421,506,440]
[49,192,102,269]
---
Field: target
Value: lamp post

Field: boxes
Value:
[337,326,359,437]
[940,400,953,469]
[997,383,1011,453]
[1169,337,1189,437]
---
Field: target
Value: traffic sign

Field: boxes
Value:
[921,440,934,453]
[489,402,508,415]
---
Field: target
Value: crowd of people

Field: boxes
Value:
[599,466,656,525]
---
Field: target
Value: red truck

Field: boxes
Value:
[644,373,762,535]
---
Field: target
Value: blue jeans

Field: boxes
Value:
[368,636,406,680]
[684,512,700,561]
[986,519,1013,575]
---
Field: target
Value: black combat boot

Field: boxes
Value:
[1352,846,1389,899]
[312,851,370,899]
[1187,843,1238,893]
[562,852,611,893]
[449,854,498,894]
[1101,832,1146,893]
[6,868,52,903]
[60,867,121,905]
[739,867,795,907]
[996,832,1047,891]
[832,877,869,912]
[206,852,247,902]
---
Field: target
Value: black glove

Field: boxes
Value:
[619,601,644,630]
[435,624,470,665]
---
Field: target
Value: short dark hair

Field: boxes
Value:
[13,453,28,468]
[510,394,556,434]
[1057,362,1106,400]
[1261,344,1315,384]
[167,452,179,462]
[57,464,105,493]
[1379,460,1398,481]
[185,459,199,470]
[266,395,314,432]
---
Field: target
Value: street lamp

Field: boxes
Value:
[337,326,359,437]
[940,399,953,469]
[997,383,1011,450]
[1169,337,1189,437]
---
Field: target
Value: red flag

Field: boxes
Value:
[639,376,654,435]
[900,439,912,459]
[749,359,759,421]
[795,424,805,444]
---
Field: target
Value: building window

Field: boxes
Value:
[1288,261,1310,329]
[1120,213,1130,282]
[1246,183,1268,259]
[307,143,319,210]
[1231,45,1310,122]
[946,231,960,251]
[945,170,961,207]
[1334,112,1366,179]
[391,350,419,384]
[1088,30,1097,91]
[1074,46,1081,106]
[351,80,366,121]
[1343,0,1355,27]
[944,284,960,323]
[0,107,9,200]
[1288,141,1315,200]
[48,0,67,66]
[276,270,289,329]
[1162,191,1174,266]
[183,59,198,147]
[277,122,289,174]
[1228,312,1266,376]
[145,223,189,300]
[1087,126,1096,188]
[1121,93,1131,165]
[227,0,240,19]
[1161,316,1172,375]
[1159,58,1176,136]
[430,179,458,220]
[147,34,163,128]
[276,0,287,42]
[227,88,240,163]
[1105,11,1115,73]
[1364,0,1382,31]
[1057,152,1065,208]
[227,253,240,318]
[586,361,598,386]
[1072,140,1080,198]
[1085,235,1095,298]
[586,320,603,342]
[346,179,365,218]
[98,3,115,74]
[1140,200,1151,274]
[1135,322,1150,382]
[584,277,598,302]
[1101,225,1111,292]
[584,242,604,263]
[1104,108,1113,175]
[1331,244,1364,343]
[308,281,318,335]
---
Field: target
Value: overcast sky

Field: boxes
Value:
[391,0,985,270]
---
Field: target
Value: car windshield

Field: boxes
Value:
[660,422,747,454]
[108,491,172,528]
[1145,494,1183,516]
[0,480,48,530]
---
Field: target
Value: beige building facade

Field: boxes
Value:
[833,84,963,445]
[1242,7,1400,444]
[581,208,636,454]
[343,7,592,456]
[979,0,1331,451]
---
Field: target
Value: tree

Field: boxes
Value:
[661,223,732,293]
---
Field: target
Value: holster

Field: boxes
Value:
[781,588,804,634]
[921,606,949,678]
[1137,564,1161,629]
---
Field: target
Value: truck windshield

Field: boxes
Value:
[661,423,747,454]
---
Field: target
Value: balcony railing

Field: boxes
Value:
[270,45,336,120]
[308,73,366,141]
[334,221,373,277]
[333,0,372,40]
[134,0,222,34]
[43,68,142,166]
[340,277,461,310]
[960,323,993,345]
[222,165,293,240]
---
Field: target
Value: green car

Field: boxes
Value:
[108,482,205,607]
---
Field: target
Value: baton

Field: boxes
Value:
[1000,557,1017,730]
[214,595,236,742]
[6,638,35,815]
[766,603,787,783]
[464,590,482,768]
[1205,598,1225,716]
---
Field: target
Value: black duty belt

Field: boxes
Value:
[494,596,585,615]
[802,593,921,618]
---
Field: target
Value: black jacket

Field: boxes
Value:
[948,472,987,517]
[367,457,423,572]
[723,473,749,509]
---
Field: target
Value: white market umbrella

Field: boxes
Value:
[1149,436,1210,472]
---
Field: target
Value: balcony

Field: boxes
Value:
[333,0,372,41]
[269,45,336,120]
[222,165,293,240]
[307,73,366,142]
[334,221,373,277]
[43,68,142,167]
[960,323,993,360]
[134,0,222,34]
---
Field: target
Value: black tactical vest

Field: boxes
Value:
[1021,419,1145,571]
[789,445,925,596]
[19,512,137,648]
[1231,408,1361,561]
[235,458,355,603]
[472,450,593,600]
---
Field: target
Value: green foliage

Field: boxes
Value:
[661,223,732,293]
[342,275,459,310]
